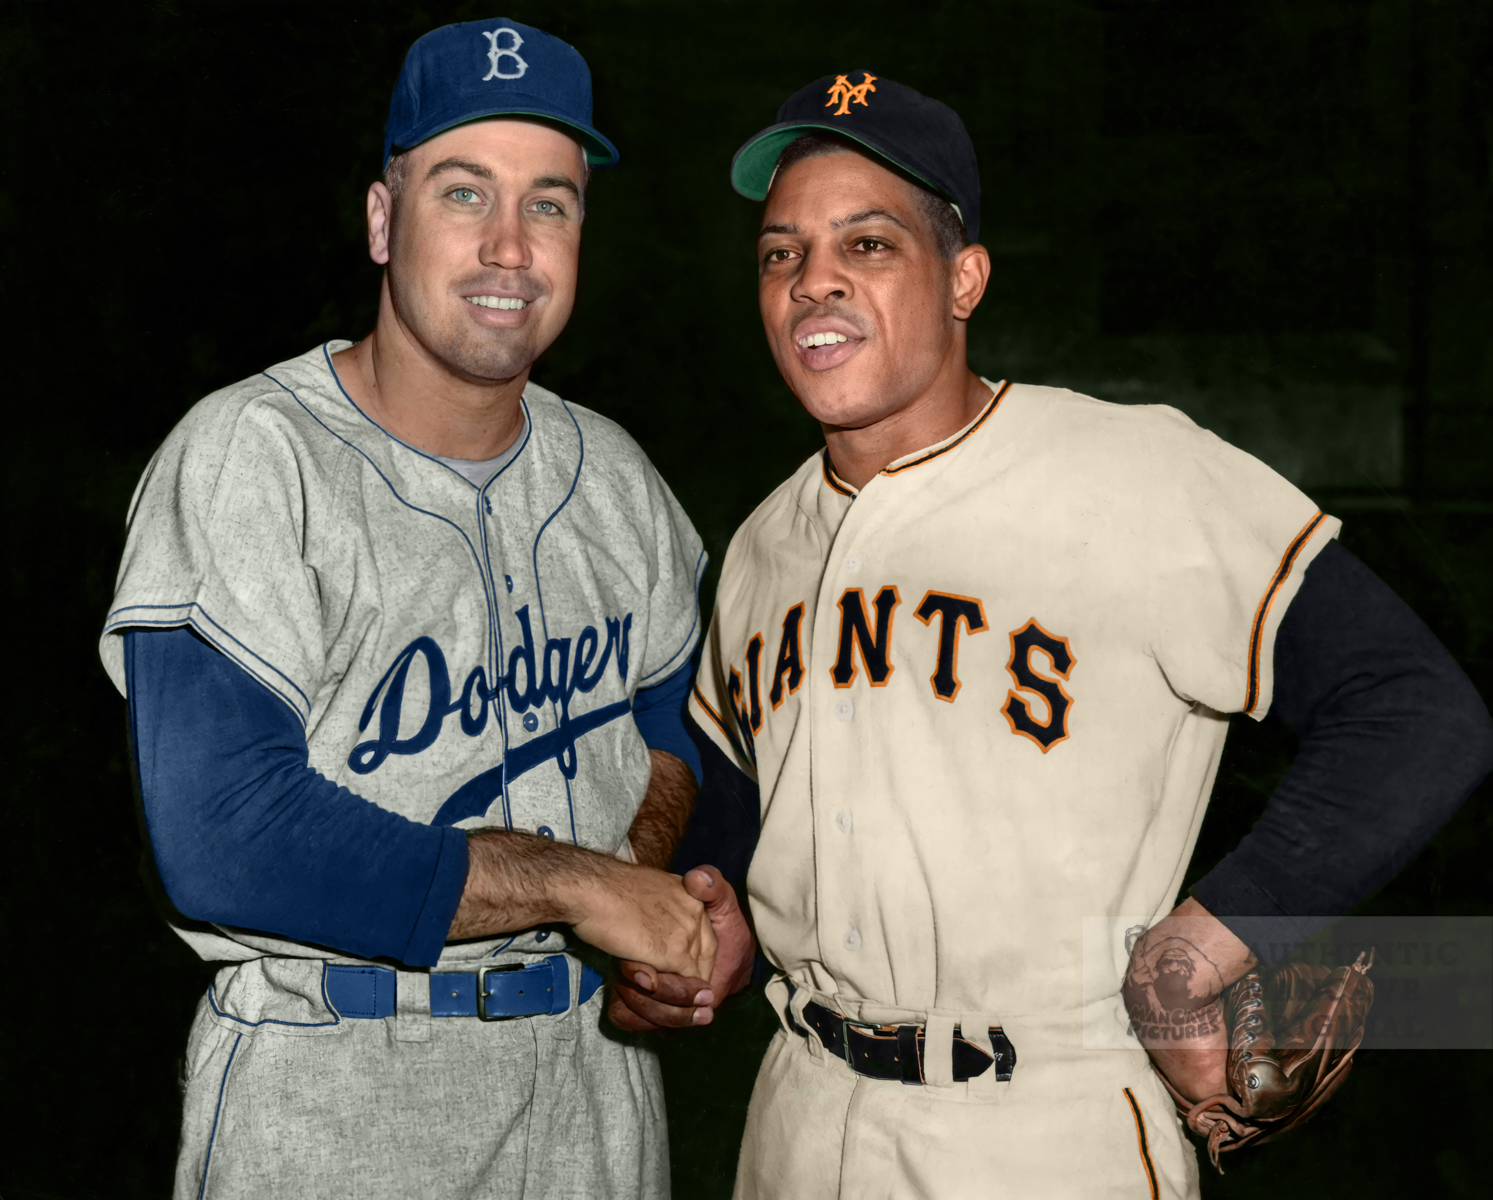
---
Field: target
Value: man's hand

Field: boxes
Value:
[608,866,755,1032]
[449,830,715,979]
[1122,896,1256,1104]
[566,864,717,980]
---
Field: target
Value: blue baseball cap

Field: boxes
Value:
[731,72,980,242]
[383,18,618,169]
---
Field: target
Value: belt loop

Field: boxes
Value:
[922,1012,957,1089]
[788,985,824,1063]
[392,968,431,1043]
[763,974,794,1037]
[960,1012,998,1093]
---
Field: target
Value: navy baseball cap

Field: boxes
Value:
[383,18,618,169]
[731,72,980,242]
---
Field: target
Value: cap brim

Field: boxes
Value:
[391,109,619,168]
[730,121,945,201]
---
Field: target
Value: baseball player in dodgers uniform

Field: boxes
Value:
[98,20,735,1199]
[668,74,1493,1196]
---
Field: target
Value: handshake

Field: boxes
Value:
[455,831,756,1029]
[581,863,756,1033]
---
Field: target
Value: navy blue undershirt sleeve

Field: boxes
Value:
[124,627,469,967]
[633,661,703,784]
[1194,540,1493,945]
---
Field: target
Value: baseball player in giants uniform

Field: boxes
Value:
[98,20,727,1198]
[668,73,1493,1197]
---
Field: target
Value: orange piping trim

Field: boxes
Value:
[1244,511,1325,714]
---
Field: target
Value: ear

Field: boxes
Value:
[950,242,991,321]
[367,181,394,266]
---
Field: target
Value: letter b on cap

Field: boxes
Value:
[482,28,527,80]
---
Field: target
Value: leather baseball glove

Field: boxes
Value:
[1159,949,1375,1172]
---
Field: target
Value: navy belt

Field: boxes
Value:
[792,998,1017,1085]
[325,956,604,1021]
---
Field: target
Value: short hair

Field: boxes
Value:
[771,132,969,261]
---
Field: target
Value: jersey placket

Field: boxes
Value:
[807,472,890,1003]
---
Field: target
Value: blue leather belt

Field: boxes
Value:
[324,956,604,1021]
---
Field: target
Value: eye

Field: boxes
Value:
[763,246,798,265]
[449,187,482,205]
[530,198,566,215]
[853,237,890,253]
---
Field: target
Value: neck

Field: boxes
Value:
[331,275,529,460]
[823,347,992,490]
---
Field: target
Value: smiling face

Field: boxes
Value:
[758,149,975,431]
[381,118,586,384]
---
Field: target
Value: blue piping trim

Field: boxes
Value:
[198,1032,242,1200]
[638,547,708,686]
[205,962,341,1029]
[530,400,587,844]
[474,404,538,833]
[318,346,523,826]
[635,653,694,692]
[105,603,311,719]
[488,935,518,959]
[318,343,533,490]
[261,359,503,742]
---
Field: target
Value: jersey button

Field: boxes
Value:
[834,698,855,722]
[835,810,854,834]
[505,575,514,593]
[843,555,861,573]
[535,930,550,942]
[484,496,493,515]
[843,928,862,952]
[537,825,555,839]
[522,712,539,732]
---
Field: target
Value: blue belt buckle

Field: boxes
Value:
[476,963,526,1021]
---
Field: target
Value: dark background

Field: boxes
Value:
[3,0,1490,1195]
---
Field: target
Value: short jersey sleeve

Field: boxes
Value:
[634,462,708,690]
[99,393,327,722]
[688,610,760,782]
[1141,409,1340,720]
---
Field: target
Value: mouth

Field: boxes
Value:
[791,320,865,371]
[464,294,529,311]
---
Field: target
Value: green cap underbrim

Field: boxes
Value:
[730,122,945,201]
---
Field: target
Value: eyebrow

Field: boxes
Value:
[530,174,581,200]
[757,209,911,240]
[831,208,910,231]
[425,158,495,182]
[423,161,580,200]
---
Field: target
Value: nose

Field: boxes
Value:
[480,203,532,272]
[790,244,852,307]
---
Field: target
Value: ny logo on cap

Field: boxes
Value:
[482,27,528,80]
[825,73,877,116]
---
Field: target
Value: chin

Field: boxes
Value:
[789,372,899,431]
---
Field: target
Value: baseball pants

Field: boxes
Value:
[174,956,668,1199]
[733,1020,1199,1199]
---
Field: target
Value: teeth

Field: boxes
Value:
[798,332,850,349]
[465,295,528,310]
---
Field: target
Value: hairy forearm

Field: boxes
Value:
[446,790,717,980]
[627,749,698,870]
[447,830,611,941]
[1123,896,1258,1102]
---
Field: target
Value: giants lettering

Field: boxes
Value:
[913,591,988,701]
[769,603,805,709]
[710,592,1075,753]
[1002,618,1076,752]
[831,586,901,688]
